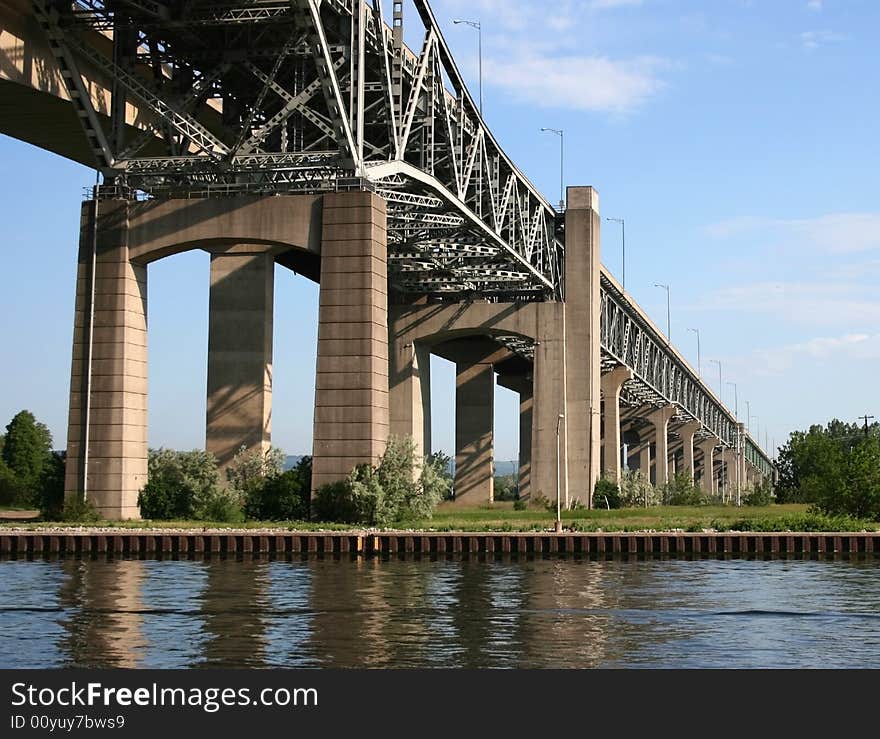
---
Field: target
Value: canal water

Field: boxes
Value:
[2,557,880,668]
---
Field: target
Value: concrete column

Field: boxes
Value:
[454,360,495,504]
[600,366,633,484]
[205,250,273,474]
[312,192,389,493]
[531,304,567,508]
[648,406,676,488]
[389,339,431,461]
[678,421,703,481]
[699,439,717,494]
[563,186,602,506]
[65,199,147,520]
[638,444,651,480]
[518,381,533,501]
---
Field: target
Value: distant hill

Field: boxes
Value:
[284,455,306,470]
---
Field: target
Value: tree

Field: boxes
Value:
[776,418,880,519]
[2,410,53,490]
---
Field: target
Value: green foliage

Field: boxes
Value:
[226,445,285,498]
[243,457,312,521]
[716,511,871,532]
[743,479,774,507]
[0,460,21,507]
[0,410,54,506]
[494,474,518,501]
[619,469,660,507]
[775,419,880,518]
[662,472,706,506]
[513,498,527,511]
[594,477,621,509]
[2,411,53,488]
[312,436,445,526]
[37,452,66,519]
[60,497,101,523]
[425,451,453,500]
[138,448,232,520]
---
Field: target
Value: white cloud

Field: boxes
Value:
[801,29,848,49]
[724,333,880,378]
[694,281,880,328]
[484,50,668,113]
[806,0,823,12]
[705,213,880,254]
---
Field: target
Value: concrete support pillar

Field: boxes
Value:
[518,384,533,501]
[699,439,717,494]
[679,421,703,481]
[454,360,495,504]
[389,339,431,461]
[65,199,147,519]
[205,250,274,474]
[638,444,651,479]
[563,186,602,506]
[600,366,633,484]
[531,304,567,507]
[312,192,389,493]
[648,406,676,488]
[498,374,533,502]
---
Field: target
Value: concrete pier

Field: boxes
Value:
[205,249,274,474]
[65,200,147,520]
[311,192,390,493]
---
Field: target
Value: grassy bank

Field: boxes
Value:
[3,502,879,533]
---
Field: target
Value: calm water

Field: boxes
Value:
[2,556,880,668]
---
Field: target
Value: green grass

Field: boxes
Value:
[3,502,878,532]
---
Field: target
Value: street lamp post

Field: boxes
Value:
[541,127,564,211]
[556,413,565,533]
[654,283,670,341]
[453,19,482,116]
[606,217,626,290]
[688,327,701,377]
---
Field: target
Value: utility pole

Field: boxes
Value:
[860,414,875,438]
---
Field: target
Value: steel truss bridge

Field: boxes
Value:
[15,0,772,476]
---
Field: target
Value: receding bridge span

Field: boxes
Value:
[0,0,773,518]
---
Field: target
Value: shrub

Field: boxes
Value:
[312,436,446,526]
[594,478,621,509]
[312,465,385,525]
[244,457,312,521]
[743,480,774,507]
[662,472,706,506]
[513,498,527,511]
[138,448,222,520]
[494,474,517,501]
[619,470,660,507]
[37,451,66,519]
[226,445,285,498]
[61,497,101,523]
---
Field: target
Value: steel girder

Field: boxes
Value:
[601,274,736,446]
[42,0,561,298]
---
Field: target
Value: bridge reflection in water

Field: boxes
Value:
[4,557,880,669]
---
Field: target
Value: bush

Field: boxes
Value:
[743,480,774,506]
[594,478,621,509]
[60,497,101,523]
[138,448,224,520]
[662,472,706,506]
[312,436,445,526]
[494,474,517,501]
[513,498,527,511]
[37,452,66,519]
[619,470,660,507]
[244,457,312,521]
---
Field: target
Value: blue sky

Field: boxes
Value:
[1,0,878,461]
